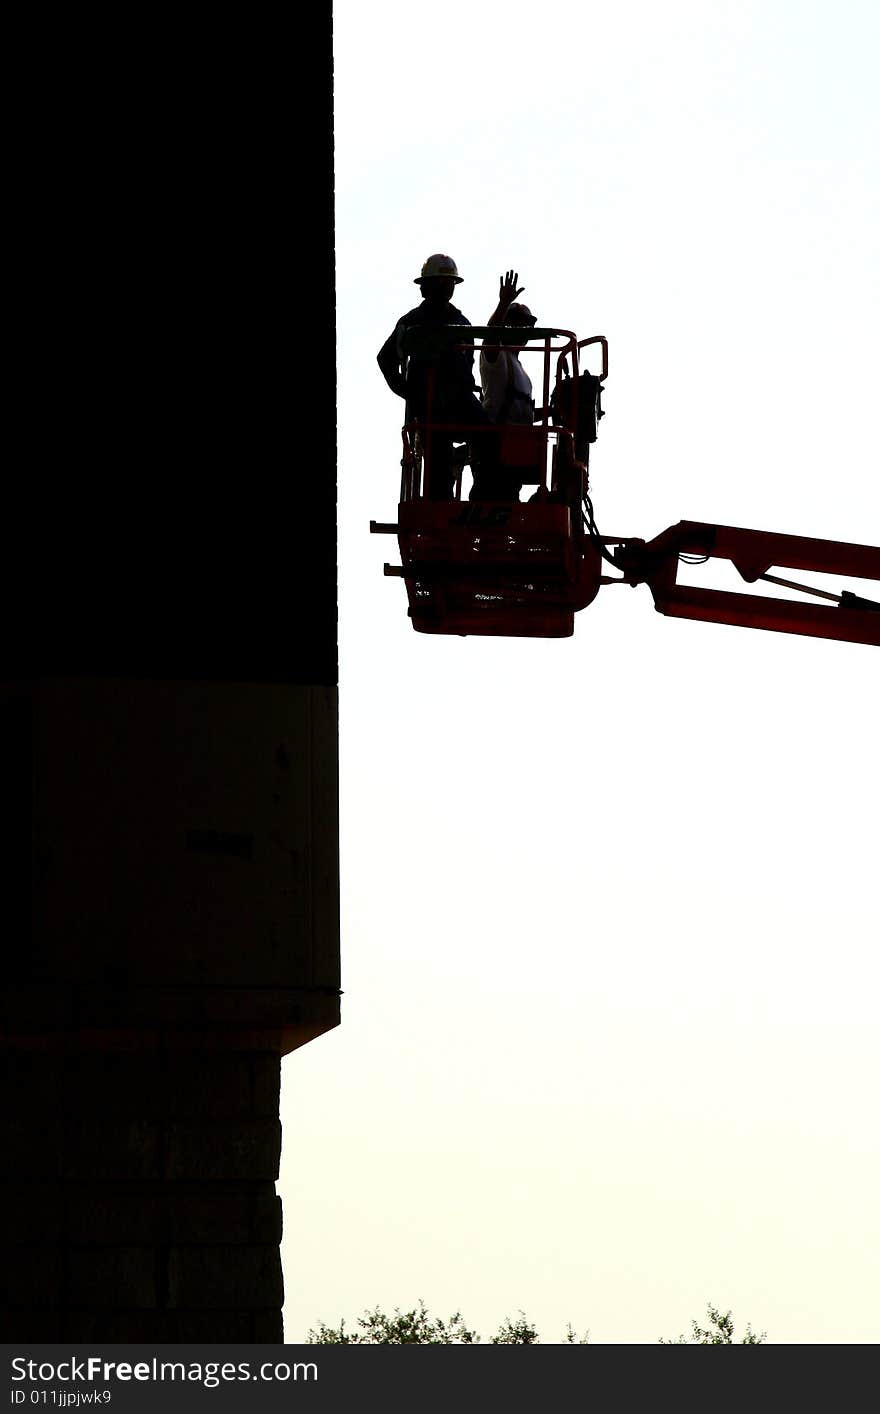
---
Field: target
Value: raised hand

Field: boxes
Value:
[499,270,524,308]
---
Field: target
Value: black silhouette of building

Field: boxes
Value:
[1,18,337,1341]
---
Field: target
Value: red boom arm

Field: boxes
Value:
[610,521,880,647]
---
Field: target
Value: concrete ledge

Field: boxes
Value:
[0,986,340,1039]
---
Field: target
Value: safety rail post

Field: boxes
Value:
[552,338,581,503]
[535,336,547,495]
[400,430,410,502]
[577,335,609,382]
[423,369,434,499]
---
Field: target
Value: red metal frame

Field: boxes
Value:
[374,327,880,646]
[383,499,602,638]
[399,327,585,502]
[610,522,880,646]
[377,327,603,637]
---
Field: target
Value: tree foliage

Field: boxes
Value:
[659,1304,766,1345]
[310,1300,764,1344]
[309,1301,589,1344]
[309,1302,477,1344]
[491,1312,540,1344]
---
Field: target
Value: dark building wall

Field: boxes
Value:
[1,677,338,1342]
[1,15,337,1342]
[2,1047,285,1342]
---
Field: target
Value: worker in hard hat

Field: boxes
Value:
[377,254,493,500]
[473,270,539,500]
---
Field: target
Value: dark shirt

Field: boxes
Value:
[377,301,476,414]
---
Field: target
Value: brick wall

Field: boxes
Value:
[1,1047,286,1341]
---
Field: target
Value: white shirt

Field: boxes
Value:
[480,348,534,424]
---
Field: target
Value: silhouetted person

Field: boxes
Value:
[377,254,493,499]
[475,270,540,500]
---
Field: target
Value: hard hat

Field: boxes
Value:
[415,253,463,284]
[507,302,537,326]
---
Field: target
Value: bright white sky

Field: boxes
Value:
[282,0,879,1343]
